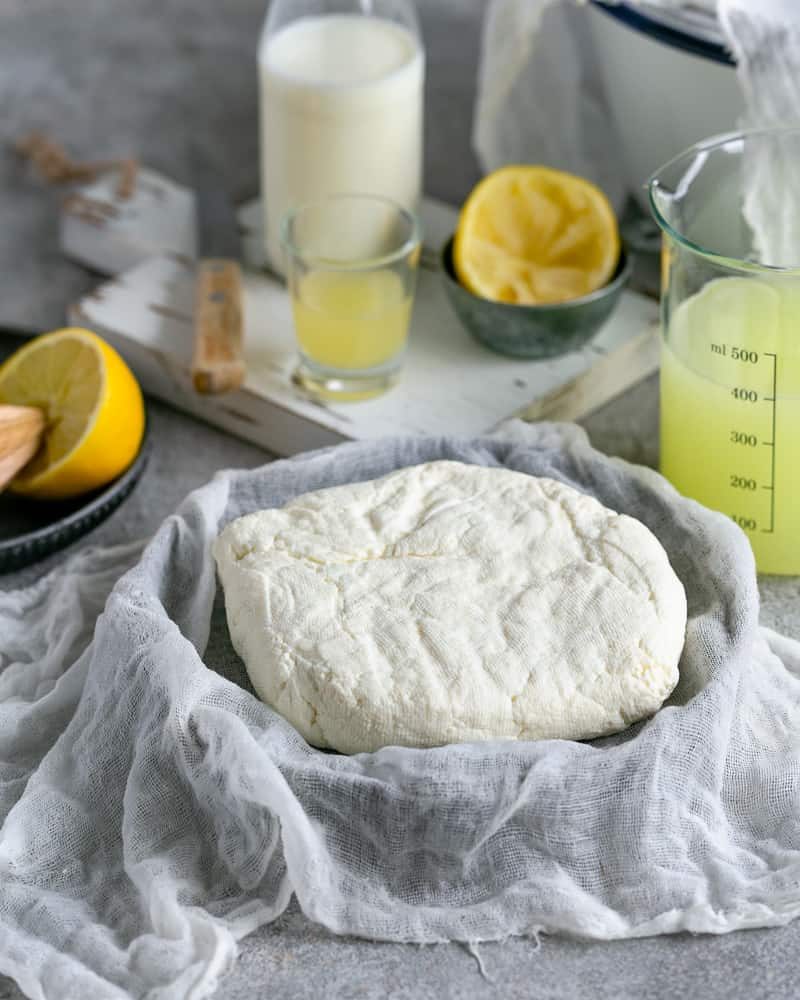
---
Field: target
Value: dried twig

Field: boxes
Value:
[14,132,139,199]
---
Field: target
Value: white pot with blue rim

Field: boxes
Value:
[587,1,743,210]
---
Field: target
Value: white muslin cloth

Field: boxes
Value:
[718,0,800,266]
[2,421,800,1000]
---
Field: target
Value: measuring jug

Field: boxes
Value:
[650,130,800,575]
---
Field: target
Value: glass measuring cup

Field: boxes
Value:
[650,129,800,575]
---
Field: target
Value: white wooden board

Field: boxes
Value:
[70,199,659,456]
[60,167,197,276]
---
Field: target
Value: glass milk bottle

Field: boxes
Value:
[259,0,425,273]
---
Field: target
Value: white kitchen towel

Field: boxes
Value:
[474,0,800,210]
[2,421,800,1000]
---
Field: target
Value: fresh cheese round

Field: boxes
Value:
[213,461,687,754]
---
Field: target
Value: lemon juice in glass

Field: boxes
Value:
[282,194,421,400]
[650,129,800,574]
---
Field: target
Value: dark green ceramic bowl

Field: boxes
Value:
[440,237,631,360]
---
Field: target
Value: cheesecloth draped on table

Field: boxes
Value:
[2,421,800,1000]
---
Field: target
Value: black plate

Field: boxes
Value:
[0,327,151,574]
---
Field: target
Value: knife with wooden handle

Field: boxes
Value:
[192,259,245,394]
[191,182,246,395]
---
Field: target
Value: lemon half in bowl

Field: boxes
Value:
[0,327,145,500]
[443,165,628,358]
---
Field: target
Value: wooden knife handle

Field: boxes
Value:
[192,259,245,394]
[0,404,45,491]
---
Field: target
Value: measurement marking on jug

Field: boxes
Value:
[717,342,778,537]
[731,387,759,402]
[713,343,760,364]
[762,352,778,534]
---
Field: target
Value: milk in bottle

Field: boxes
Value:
[259,13,424,271]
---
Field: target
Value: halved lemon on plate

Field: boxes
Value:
[0,327,145,500]
[453,165,620,306]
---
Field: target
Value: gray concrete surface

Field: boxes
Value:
[0,2,798,999]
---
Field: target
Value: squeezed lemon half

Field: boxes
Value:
[453,165,620,306]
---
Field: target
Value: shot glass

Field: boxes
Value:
[281,194,421,400]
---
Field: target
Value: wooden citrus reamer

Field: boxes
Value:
[0,405,45,491]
